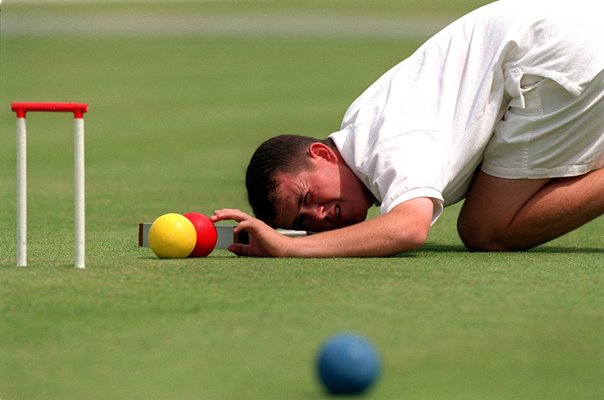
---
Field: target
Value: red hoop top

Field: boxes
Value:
[11,102,89,118]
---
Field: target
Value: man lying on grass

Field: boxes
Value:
[211,0,604,257]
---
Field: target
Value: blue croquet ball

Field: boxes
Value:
[316,333,381,395]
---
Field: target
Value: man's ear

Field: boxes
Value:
[308,142,337,163]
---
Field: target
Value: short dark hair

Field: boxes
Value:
[245,134,334,226]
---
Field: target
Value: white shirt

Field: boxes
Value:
[329,0,604,224]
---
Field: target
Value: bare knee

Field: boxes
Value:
[456,171,551,252]
[457,215,523,252]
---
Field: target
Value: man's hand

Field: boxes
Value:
[211,209,293,257]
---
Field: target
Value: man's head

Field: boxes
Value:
[245,134,375,231]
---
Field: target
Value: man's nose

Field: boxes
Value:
[301,204,326,220]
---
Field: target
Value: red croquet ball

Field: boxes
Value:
[183,212,218,257]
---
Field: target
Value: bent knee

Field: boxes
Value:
[457,218,526,252]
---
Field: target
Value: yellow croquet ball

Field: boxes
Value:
[148,213,197,259]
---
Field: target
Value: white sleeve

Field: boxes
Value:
[365,130,448,225]
[384,188,444,226]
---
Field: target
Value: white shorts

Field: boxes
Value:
[482,69,604,179]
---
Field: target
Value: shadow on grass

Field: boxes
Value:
[415,243,604,254]
[136,244,604,260]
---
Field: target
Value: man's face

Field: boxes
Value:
[272,147,373,232]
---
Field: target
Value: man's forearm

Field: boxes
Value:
[286,197,434,257]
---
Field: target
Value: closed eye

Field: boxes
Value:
[303,191,311,205]
[293,191,310,230]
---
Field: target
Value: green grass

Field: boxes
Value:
[1,249,603,399]
[6,0,490,17]
[1,2,603,399]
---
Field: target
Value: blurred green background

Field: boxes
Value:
[1,1,602,399]
[0,0,490,261]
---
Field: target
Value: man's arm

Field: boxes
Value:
[211,197,434,257]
